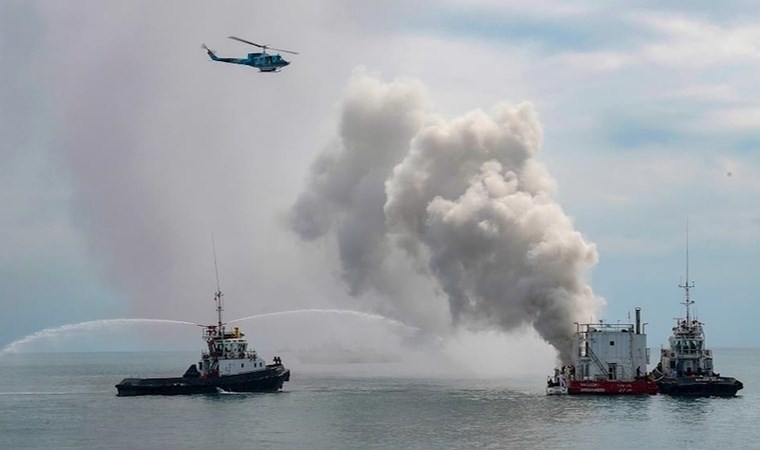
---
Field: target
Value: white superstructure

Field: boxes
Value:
[194,268,274,379]
[198,325,269,377]
[572,308,649,381]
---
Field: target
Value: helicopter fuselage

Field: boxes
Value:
[207,50,290,72]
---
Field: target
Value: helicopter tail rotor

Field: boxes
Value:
[201,43,219,61]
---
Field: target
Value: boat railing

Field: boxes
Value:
[674,347,703,356]
[582,323,635,333]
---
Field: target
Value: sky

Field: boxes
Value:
[1,1,759,374]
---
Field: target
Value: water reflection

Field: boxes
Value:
[660,396,715,424]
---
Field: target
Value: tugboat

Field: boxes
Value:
[546,308,658,395]
[651,247,743,397]
[116,282,290,396]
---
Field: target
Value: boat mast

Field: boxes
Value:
[213,236,224,336]
[678,219,695,324]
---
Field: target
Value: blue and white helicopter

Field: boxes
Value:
[202,36,298,72]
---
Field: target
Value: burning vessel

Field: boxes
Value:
[651,258,743,397]
[546,308,657,395]
[116,284,290,396]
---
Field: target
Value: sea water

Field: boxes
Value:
[1,349,758,449]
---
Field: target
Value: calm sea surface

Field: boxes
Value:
[1,349,758,449]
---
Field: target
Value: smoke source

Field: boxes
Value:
[290,70,601,362]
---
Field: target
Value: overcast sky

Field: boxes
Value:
[2,1,759,372]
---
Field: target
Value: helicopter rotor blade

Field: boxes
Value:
[267,47,298,55]
[228,36,266,49]
[228,36,299,55]
[267,47,299,55]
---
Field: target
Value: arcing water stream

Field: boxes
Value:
[227,308,420,332]
[0,319,196,356]
[0,309,420,356]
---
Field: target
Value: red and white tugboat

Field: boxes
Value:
[116,283,290,396]
[546,308,657,395]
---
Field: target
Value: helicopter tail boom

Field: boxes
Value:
[202,43,220,61]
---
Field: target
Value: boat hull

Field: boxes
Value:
[568,379,658,395]
[546,386,568,395]
[116,365,290,396]
[657,376,743,397]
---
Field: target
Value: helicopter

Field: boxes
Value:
[202,36,298,72]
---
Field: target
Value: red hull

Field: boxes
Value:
[568,379,657,395]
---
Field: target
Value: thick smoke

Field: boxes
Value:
[289,74,427,298]
[290,71,600,362]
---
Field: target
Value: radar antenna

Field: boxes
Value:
[678,219,695,323]
[212,235,224,335]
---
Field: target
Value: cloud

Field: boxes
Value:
[628,13,760,68]
[703,106,760,130]
[550,51,635,72]
[665,83,741,103]
[5,0,760,352]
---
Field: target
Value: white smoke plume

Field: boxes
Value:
[290,70,601,362]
